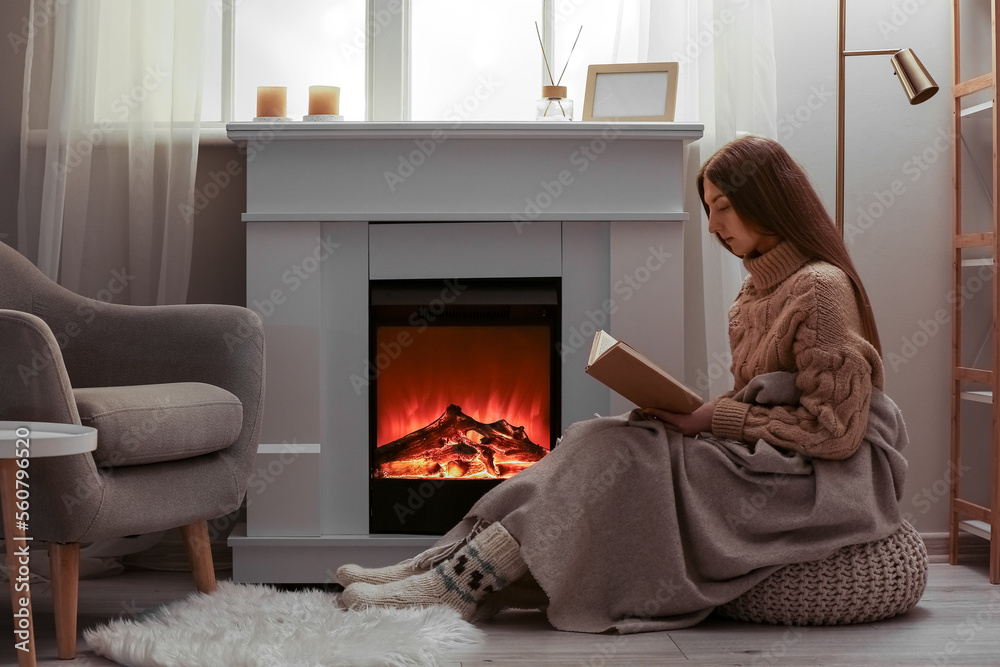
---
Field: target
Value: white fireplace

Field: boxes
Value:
[226,121,703,583]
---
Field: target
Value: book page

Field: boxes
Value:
[589,330,618,365]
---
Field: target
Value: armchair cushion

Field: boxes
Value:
[75,382,243,467]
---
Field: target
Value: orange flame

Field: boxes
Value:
[375,326,551,450]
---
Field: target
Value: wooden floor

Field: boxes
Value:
[1,560,998,666]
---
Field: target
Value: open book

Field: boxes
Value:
[585,330,704,414]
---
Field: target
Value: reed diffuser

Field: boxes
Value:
[534,23,582,121]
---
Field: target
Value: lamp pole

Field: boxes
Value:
[837,0,846,236]
[836,0,905,236]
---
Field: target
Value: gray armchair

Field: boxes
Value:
[0,242,264,659]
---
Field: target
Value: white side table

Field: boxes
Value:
[0,422,97,667]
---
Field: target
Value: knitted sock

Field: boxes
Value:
[337,520,491,586]
[336,559,427,586]
[340,521,528,621]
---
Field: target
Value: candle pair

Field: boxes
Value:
[256,86,341,119]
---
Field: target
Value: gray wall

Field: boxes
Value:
[185,139,247,306]
[0,0,971,533]
[0,0,28,248]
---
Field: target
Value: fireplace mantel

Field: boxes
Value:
[227,120,703,583]
[226,120,704,139]
[226,121,702,221]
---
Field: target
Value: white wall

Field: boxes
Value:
[772,0,973,533]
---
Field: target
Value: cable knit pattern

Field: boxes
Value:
[711,242,884,460]
[716,520,927,625]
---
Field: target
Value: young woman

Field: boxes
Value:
[339,136,909,633]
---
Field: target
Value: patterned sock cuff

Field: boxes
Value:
[468,522,526,579]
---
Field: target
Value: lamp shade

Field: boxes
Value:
[890,48,938,104]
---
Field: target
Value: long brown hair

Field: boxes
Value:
[697,135,882,355]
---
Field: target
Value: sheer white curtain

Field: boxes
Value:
[17,0,207,305]
[621,0,777,398]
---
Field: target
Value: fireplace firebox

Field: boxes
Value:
[369,278,560,534]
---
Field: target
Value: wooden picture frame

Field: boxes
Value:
[582,62,679,121]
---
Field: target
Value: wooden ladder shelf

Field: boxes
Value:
[949,0,1000,584]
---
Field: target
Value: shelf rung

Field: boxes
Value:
[954,72,994,98]
[954,498,991,522]
[959,519,993,541]
[957,232,995,248]
[961,390,994,404]
[956,367,993,384]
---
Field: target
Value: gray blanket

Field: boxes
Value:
[437,371,908,633]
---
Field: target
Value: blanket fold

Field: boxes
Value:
[437,371,909,634]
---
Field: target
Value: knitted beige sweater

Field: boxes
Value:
[711,241,884,460]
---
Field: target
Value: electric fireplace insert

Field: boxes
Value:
[369,278,560,534]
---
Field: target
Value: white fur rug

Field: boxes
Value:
[84,581,482,667]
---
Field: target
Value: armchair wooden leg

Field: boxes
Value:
[48,542,79,660]
[180,522,217,594]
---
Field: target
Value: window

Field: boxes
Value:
[208,0,630,123]
[552,0,641,113]
[233,0,367,121]
[409,0,542,121]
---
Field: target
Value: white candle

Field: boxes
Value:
[256,86,287,118]
[309,86,340,116]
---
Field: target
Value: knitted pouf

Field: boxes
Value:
[716,521,928,626]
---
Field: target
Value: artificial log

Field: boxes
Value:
[374,404,548,479]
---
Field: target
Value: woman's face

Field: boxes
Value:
[703,178,780,257]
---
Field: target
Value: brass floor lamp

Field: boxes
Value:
[836,0,939,235]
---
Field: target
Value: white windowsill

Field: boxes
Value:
[25,126,238,148]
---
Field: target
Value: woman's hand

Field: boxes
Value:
[644,402,716,437]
